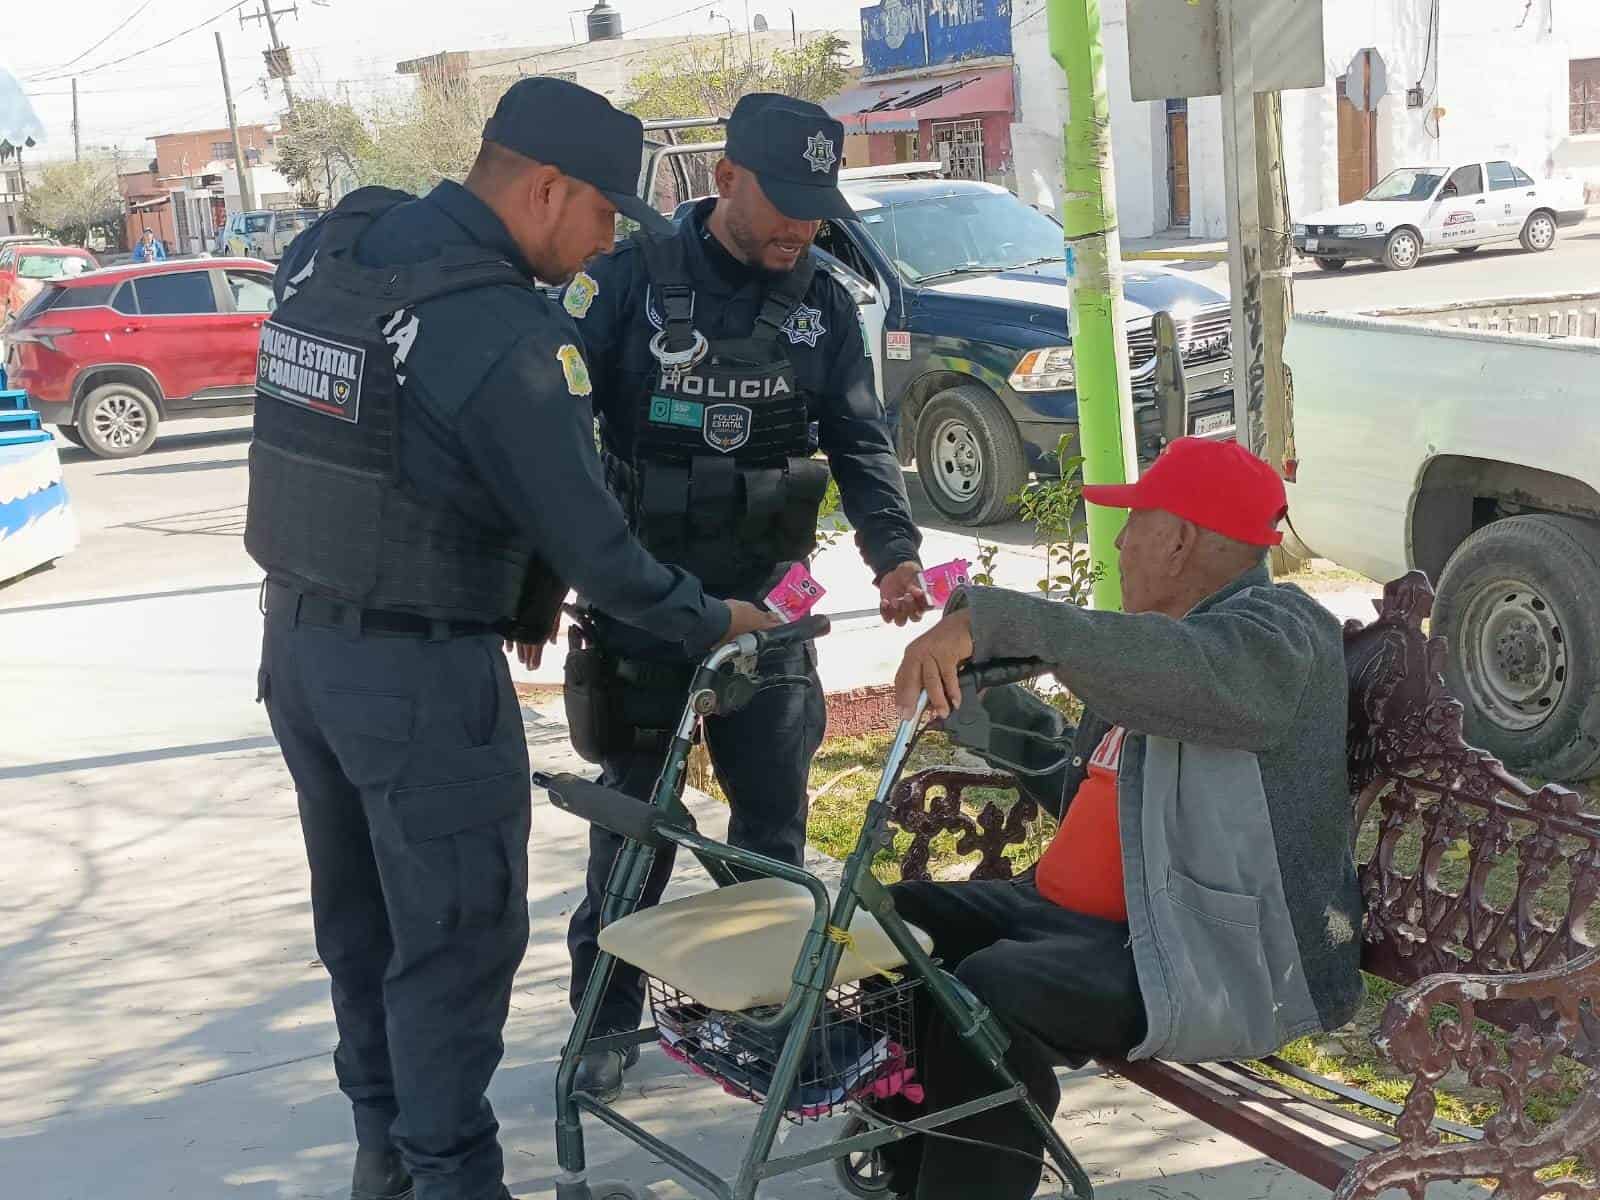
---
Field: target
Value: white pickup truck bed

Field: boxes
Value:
[1285,294,1600,779]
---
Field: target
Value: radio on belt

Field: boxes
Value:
[765,562,826,622]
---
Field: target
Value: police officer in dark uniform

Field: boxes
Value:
[557,94,928,1099]
[248,79,776,1200]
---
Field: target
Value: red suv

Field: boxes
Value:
[3,257,275,458]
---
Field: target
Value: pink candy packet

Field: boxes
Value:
[920,558,972,606]
[765,562,827,622]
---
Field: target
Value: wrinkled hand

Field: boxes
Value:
[894,608,974,719]
[505,612,562,671]
[717,598,784,646]
[878,561,931,627]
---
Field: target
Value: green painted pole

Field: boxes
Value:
[1049,0,1136,612]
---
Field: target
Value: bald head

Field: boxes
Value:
[1115,509,1268,617]
[464,140,616,284]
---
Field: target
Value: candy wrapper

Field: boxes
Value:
[765,562,827,622]
[920,558,972,607]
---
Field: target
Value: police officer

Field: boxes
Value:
[558,93,928,1099]
[248,79,776,1200]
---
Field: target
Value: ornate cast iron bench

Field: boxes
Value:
[887,573,1600,1197]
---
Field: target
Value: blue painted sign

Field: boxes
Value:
[861,0,1012,77]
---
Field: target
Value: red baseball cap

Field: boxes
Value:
[1082,438,1287,547]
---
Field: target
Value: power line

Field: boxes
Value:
[29,0,254,83]
[26,0,161,78]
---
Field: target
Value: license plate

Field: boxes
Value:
[1192,411,1235,436]
[1305,238,1320,251]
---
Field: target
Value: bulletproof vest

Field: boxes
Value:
[608,231,830,594]
[244,186,538,623]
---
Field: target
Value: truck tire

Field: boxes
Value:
[1520,210,1558,253]
[78,381,160,459]
[1381,228,1422,271]
[914,384,1027,526]
[1433,515,1600,780]
[1313,257,1347,271]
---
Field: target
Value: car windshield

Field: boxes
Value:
[854,190,1066,282]
[1364,169,1446,202]
[244,214,272,233]
[18,254,91,280]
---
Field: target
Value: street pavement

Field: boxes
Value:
[6,233,1551,1196]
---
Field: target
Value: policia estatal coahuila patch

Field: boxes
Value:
[257,319,366,423]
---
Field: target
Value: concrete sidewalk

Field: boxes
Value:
[0,565,1399,1199]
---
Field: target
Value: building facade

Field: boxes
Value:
[1012,0,1600,240]
[828,0,1017,183]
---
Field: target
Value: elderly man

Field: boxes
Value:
[882,438,1364,1200]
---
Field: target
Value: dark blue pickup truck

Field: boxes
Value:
[675,177,1237,525]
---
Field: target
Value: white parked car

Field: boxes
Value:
[1292,159,1588,271]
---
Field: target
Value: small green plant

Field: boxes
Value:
[813,478,846,553]
[1012,434,1103,606]
[969,539,1002,587]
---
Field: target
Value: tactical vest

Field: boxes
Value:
[606,231,831,594]
[244,187,539,624]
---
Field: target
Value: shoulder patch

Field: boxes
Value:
[557,343,592,397]
[563,270,598,319]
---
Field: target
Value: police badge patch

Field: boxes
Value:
[782,303,826,347]
[804,131,837,174]
[556,343,592,396]
[563,271,598,319]
[703,403,753,453]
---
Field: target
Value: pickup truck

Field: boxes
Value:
[1293,159,1587,272]
[216,208,321,263]
[1284,293,1600,779]
[674,177,1237,525]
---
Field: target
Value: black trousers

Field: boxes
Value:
[566,642,827,1034]
[260,599,531,1200]
[879,879,1146,1200]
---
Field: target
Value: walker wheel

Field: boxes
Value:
[833,1115,893,1197]
[589,1182,655,1200]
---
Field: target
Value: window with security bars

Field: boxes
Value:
[211,141,233,161]
[932,119,985,181]
[1572,59,1600,134]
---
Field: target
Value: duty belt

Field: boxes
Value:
[263,580,498,640]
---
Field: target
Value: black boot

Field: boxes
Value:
[351,1148,413,1200]
[573,1044,640,1103]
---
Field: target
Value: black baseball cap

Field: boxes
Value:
[482,77,670,233]
[726,93,853,222]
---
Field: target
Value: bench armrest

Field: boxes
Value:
[1334,947,1600,1198]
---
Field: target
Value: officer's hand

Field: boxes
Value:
[506,615,560,670]
[717,599,784,646]
[878,561,931,627]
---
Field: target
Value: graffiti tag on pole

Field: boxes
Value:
[1241,244,1268,456]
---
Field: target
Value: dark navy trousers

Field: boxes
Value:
[565,642,827,1034]
[260,595,530,1200]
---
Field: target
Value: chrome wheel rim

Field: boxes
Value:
[90,392,149,450]
[1463,579,1566,733]
[930,417,984,505]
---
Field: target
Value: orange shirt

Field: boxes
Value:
[1035,726,1129,922]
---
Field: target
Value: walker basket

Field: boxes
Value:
[647,973,924,1124]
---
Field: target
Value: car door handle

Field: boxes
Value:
[1475,198,1487,205]
[121,325,143,333]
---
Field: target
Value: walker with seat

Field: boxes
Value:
[538,614,1092,1200]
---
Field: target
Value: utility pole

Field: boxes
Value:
[216,32,256,213]
[242,0,298,114]
[1048,0,1137,612]
[1217,0,1305,571]
[71,79,81,162]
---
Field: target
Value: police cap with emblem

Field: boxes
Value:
[482,77,671,233]
[725,93,853,222]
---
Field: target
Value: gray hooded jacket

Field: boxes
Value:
[954,566,1363,1063]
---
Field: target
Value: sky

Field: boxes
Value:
[6,0,869,161]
